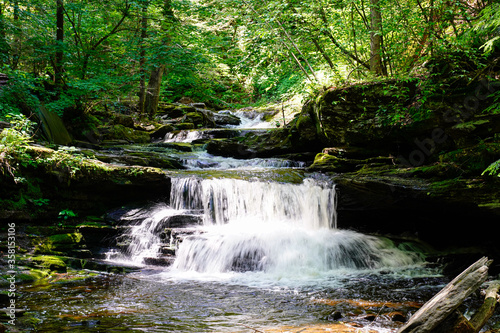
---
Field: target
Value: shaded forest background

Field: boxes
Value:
[0,0,499,122]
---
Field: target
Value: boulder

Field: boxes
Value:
[211,111,241,126]
[150,124,174,141]
[205,140,255,159]
[100,124,151,143]
[175,123,195,130]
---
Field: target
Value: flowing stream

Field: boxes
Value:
[18,117,452,332]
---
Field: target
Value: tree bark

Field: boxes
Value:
[317,3,370,70]
[11,0,20,69]
[311,36,335,70]
[469,281,500,331]
[55,0,64,85]
[144,65,165,119]
[138,1,148,115]
[0,1,10,66]
[397,257,492,333]
[275,17,319,83]
[369,0,384,76]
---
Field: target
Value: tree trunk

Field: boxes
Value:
[11,0,20,69]
[138,1,148,115]
[0,1,10,66]
[55,0,64,85]
[397,257,492,333]
[369,0,384,76]
[311,36,335,70]
[317,3,370,70]
[275,17,319,83]
[144,65,165,119]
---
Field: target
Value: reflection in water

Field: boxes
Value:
[19,270,446,332]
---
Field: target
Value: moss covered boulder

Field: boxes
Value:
[101,124,151,144]
[30,255,67,273]
[35,233,86,256]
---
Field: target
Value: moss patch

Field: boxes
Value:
[34,233,85,255]
[31,255,68,272]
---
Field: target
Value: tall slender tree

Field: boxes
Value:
[0,1,9,66]
[369,0,385,76]
[144,0,177,118]
[55,0,64,85]
[138,0,149,115]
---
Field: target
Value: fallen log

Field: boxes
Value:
[397,256,497,333]
[469,280,500,331]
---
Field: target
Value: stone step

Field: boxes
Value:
[143,256,175,267]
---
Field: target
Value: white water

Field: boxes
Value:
[114,176,424,288]
[164,130,206,142]
[232,110,274,129]
[170,177,336,227]
[179,151,306,169]
[107,204,188,265]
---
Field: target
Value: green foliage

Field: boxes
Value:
[58,209,78,220]
[0,0,497,114]
[0,113,35,180]
[484,88,500,115]
[0,69,42,116]
[482,159,500,177]
[474,3,500,55]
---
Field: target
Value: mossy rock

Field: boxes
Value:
[113,114,135,127]
[150,124,174,141]
[103,124,151,143]
[182,112,205,126]
[175,123,195,130]
[35,233,85,255]
[31,255,67,273]
[11,269,49,284]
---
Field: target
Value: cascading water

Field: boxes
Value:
[115,174,423,287]
[167,177,421,281]
[170,177,336,227]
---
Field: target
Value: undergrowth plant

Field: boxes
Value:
[0,114,35,182]
[482,159,500,177]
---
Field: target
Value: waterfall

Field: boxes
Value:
[114,175,422,279]
[170,177,337,228]
[168,176,421,276]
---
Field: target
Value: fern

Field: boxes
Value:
[482,159,500,177]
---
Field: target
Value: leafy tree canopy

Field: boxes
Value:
[0,0,498,120]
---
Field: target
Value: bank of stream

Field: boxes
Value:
[2,79,500,332]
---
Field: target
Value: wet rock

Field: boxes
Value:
[211,111,241,126]
[190,102,206,108]
[206,140,255,159]
[158,103,195,118]
[150,124,174,141]
[159,245,175,255]
[175,123,195,130]
[360,313,377,322]
[143,256,175,266]
[78,225,118,247]
[387,311,406,322]
[153,214,203,233]
[31,255,67,273]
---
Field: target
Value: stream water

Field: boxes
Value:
[18,115,453,332]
